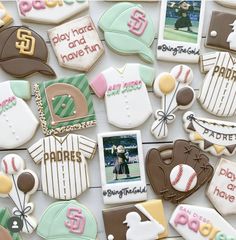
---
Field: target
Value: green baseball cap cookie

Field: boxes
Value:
[98,2,155,63]
[37,200,97,240]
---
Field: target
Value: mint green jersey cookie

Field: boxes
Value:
[98,2,155,63]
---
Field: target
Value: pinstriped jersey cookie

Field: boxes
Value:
[28,134,97,200]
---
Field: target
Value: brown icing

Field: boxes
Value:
[0,226,12,240]
[176,87,194,107]
[146,139,214,203]
[17,172,35,194]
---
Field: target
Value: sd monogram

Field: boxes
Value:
[15,28,36,56]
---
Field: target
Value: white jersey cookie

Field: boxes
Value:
[0,81,38,149]
[28,134,97,200]
[90,63,154,129]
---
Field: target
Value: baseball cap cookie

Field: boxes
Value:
[37,200,97,240]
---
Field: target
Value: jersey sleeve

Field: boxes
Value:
[79,136,97,160]
[28,139,44,164]
[200,52,217,73]
[139,64,155,87]
[90,73,107,98]
[10,81,31,100]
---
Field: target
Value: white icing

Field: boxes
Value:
[215,0,236,8]
[227,21,236,51]
[210,30,217,37]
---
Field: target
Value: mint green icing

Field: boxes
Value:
[10,81,31,100]
[139,65,155,87]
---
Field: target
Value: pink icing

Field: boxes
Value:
[90,73,107,98]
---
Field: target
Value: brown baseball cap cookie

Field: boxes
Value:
[0,26,55,78]
[0,226,12,240]
[146,139,214,203]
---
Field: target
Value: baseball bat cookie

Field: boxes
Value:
[0,154,39,234]
[151,65,195,139]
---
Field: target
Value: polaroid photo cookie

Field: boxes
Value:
[0,154,39,234]
[103,200,168,240]
[157,0,205,63]
[17,0,88,24]
[98,131,147,205]
[34,74,96,135]
[48,16,104,72]
[0,2,13,28]
[28,134,97,200]
[37,200,97,240]
[146,139,213,203]
[207,158,236,216]
[90,63,154,129]
[215,0,236,8]
[170,204,236,240]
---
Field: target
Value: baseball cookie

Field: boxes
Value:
[37,200,97,240]
[151,64,195,139]
[0,154,39,234]
[90,63,154,129]
[98,2,155,63]
[0,2,13,28]
[146,139,214,203]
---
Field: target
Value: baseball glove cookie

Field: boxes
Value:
[146,139,214,203]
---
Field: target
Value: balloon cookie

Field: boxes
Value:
[0,26,55,78]
[151,65,195,139]
[0,2,13,28]
[98,2,155,63]
[0,154,39,234]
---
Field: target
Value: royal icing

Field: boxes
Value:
[98,2,155,63]
[37,200,97,240]
[0,154,38,234]
[184,111,236,156]
[28,134,97,200]
[170,204,236,240]
[103,200,168,240]
[48,16,104,72]
[0,81,38,149]
[34,74,96,136]
[215,0,236,8]
[17,0,88,24]
[90,64,154,129]
[0,2,13,28]
[151,64,195,139]
[157,0,205,63]
[98,131,147,204]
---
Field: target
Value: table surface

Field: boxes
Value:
[0,1,236,239]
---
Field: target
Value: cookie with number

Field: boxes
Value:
[146,139,214,203]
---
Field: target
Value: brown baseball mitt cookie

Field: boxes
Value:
[146,139,214,203]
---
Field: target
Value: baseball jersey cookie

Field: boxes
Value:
[184,111,236,156]
[157,0,205,63]
[0,81,38,149]
[199,51,236,117]
[98,131,147,205]
[48,16,104,72]
[151,65,195,139]
[207,158,236,215]
[0,2,13,28]
[28,134,97,200]
[215,0,236,8]
[98,2,155,63]
[170,204,236,240]
[90,63,154,129]
[17,0,88,24]
[0,154,39,234]
[37,200,97,240]
[146,139,214,203]
[34,74,96,135]
[0,26,55,78]
[103,200,168,240]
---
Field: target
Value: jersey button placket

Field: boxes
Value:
[60,144,66,198]
[122,76,132,127]
[3,112,20,142]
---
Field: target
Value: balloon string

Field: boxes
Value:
[166,105,178,116]
[166,82,180,114]
[158,120,165,137]
[11,175,23,211]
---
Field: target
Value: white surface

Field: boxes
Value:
[0,1,235,240]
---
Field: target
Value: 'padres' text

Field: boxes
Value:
[44,150,82,162]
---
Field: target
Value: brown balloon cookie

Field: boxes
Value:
[0,26,55,78]
[146,139,214,203]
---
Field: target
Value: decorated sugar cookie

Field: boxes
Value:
[17,0,88,24]
[215,0,236,8]
[170,204,236,240]
[90,63,154,129]
[0,154,39,234]
[37,200,97,240]
[207,158,236,216]
[48,16,104,72]
[0,26,55,78]
[34,74,96,135]
[0,2,13,28]
[103,200,168,240]
[28,134,97,200]
[146,139,214,203]
[151,65,195,139]
[0,81,38,149]
[98,2,155,63]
